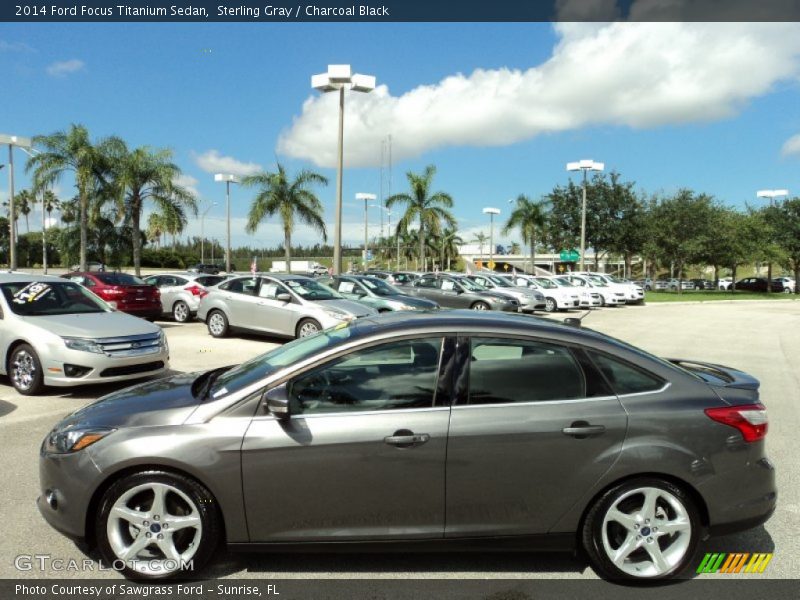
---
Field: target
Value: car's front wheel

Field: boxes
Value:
[206,310,229,338]
[96,470,221,580]
[544,297,557,313]
[582,478,700,581]
[9,343,45,395]
[296,318,322,338]
[172,300,191,323]
[471,301,490,311]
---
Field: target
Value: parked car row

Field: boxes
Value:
[638,276,795,293]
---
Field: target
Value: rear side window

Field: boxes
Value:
[588,351,665,395]
[467,338,587,404]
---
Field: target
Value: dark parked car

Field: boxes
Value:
[324,275,439,312]
[189,264,221,275]
[39,311,774,581]
[62,272,161,319]
[690,279,714,290]
[410,274,519,311]
[734,277,784,292]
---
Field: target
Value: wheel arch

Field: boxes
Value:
[573,471,711,551]
[84,463,228,549]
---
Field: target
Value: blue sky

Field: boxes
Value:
[2,21,800,249]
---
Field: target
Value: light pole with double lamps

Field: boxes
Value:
[566,159,604,272]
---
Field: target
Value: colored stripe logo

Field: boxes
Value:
[697,553,773,574]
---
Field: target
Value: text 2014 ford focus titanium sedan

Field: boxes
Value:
[38,312,774,581]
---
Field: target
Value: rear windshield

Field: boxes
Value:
[95,273,146,286]
[1,281,108,316]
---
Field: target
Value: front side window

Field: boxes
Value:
[283,278,340,300]
[416,277,439,289]
[467,337,587,405]
[289,338,443,415]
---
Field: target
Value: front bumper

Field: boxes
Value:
[42,345,170,387]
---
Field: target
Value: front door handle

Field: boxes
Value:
[384,429,430,448]
[562,421,606,438]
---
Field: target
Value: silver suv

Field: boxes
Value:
[0,273,169,395]
[197,273,376,339]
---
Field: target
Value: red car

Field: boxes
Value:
[62,272,162,319]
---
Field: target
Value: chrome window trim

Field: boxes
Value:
[452,395,620,409]
[253,406,451,421]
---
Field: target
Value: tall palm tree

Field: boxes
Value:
[242,164,328,273]
[439,227,464,271]
[14,189,34,233]
[386,165,456,271]
[110,143,196,275]
[503,194,549,274]
[26,124,117,271]
[471,231,489,257]
[146,213,166,249]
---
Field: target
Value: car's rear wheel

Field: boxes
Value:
[206,310,229,338]
[96,471,221,580]
[8,344,45,395]
[544,297,557,313]
[296,318,322,338]
[471,301,490,311]
[583,478,700,581]
[172,300,191,323]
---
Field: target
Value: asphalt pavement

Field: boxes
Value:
[0,301,798,584]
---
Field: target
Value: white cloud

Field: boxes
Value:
[0,40,34,52]
[278,22,800,168]
[46,59,85,78]
[781,133,800,157]
[173,174,200,198]
[192,150,262,178]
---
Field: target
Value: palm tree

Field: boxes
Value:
[26,124,117,272]
[110,143,196,275]
[14,189,34,233]
[242,164,328,273]
[439,227,464,271]
[146,213,166,249]
[503,194,549,274]
[471,231,489,257]
[510,242,522,255]
[386,165,456,271]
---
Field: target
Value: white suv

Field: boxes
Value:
[576,272,645,305]
[564,274,627,306]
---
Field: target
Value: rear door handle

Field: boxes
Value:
[384,429,430,448]
[562,422,606,438]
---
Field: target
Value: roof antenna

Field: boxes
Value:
[563,310,592,328]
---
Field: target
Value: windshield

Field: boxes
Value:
[360,277,402,296]
[587,276,608,287]
[1,281,108,316]
[95,273,147,285]
[533,278,558,289]
[283,278,342,300]
[208,323,355,398]
[553,277,575,287]
[458,277,485,292]
[487,276,513,287]
[607,275,627,284]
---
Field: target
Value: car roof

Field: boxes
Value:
[0,272,66,284]
[262,273,314,281]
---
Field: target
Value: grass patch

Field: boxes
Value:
[645,290,798,302]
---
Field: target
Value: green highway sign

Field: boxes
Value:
[559,249,580,262]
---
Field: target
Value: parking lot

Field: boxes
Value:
[1,300,798,580]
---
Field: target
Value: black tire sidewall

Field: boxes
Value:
[10,343,44,395]
[582,477,701,582]
[95,470,221,580]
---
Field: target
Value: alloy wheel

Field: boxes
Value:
[208,312,226,336]
[298,320,320,337]
[173,301,190,322]
[11,349,37,391]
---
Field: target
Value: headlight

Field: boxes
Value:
[45,427,115,454]
[63,337,104,354]
[159,329,168,350]
[323,308,354,322]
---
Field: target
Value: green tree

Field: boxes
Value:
[471,231,489,257]
[26,124,118,271]
[15,189,35,233]
[503,194,549,274]
[386,165,456,271]
[768,197,800,292]
[437,227,463,271]
[242,164,328,273]
[110,143,196,276]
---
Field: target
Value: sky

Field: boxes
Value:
[2,18,800,250]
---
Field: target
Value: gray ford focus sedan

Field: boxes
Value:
[38,311,774,581]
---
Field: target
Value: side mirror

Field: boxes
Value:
[276,292,292,303]
[355,288,368,297]
[263,384,290,419]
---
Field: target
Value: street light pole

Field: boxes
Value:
[482,207,500,272]
[567,159,605,271]
[312,65,376,275]
[356,193,376,270]
[756,189,789,293]
[1,134,32,270]
[200,201,217,264]
[214,174,238,273]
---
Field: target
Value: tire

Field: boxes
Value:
[470,301,490,311]
[96,470,221,580]
[598,295,606,307]
[296,318,322,338]
[582,477,701,581]
[206,310,229,338]
[8,343,45,395]
[172,300,191,323]
[544,297,558,313]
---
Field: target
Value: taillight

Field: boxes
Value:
[186,285,208,298]
[705,403,768,442]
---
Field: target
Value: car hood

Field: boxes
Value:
[317,298,377,317]
[53,370,211,430]
[392,294,438,309]
[22,311,160,339]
